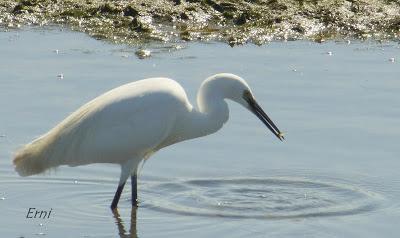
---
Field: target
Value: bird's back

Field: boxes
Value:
[14,78,192,176]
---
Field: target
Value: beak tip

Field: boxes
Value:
[278,132,285,141]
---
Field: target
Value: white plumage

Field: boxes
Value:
[13,73,284,209]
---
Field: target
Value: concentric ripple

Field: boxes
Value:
[140,177,384,219]
[0,175,384,221]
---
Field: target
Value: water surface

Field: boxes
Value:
[0,28,399,237]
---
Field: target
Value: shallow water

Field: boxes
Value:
[0,28,400,237]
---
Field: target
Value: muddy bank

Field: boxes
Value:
[1,0,399,45]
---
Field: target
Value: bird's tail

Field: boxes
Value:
[13,136,51,176]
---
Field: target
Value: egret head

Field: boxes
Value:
[241,89,284,141]
[228,75,284,141]
[200,73,284,141]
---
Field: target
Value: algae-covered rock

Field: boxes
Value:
[1,0,399,45]
[12,0,38,14]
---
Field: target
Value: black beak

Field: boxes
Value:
[246,97,284,141]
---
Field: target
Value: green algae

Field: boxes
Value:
[1,0,399,45]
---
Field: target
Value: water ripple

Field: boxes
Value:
[140,177,384,219]
[0,175,385,221]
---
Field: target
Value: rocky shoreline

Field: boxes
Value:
[1,0,399,46]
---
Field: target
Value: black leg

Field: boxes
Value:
[131,175,138,207]
[111,182,126,210]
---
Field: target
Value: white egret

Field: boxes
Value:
[13,73,284,209]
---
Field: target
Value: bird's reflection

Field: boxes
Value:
[112,207,138,238]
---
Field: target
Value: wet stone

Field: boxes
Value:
[135,49,151,59]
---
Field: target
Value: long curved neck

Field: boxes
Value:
[179,80,229,141]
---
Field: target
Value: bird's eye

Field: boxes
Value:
[242,90,252,100]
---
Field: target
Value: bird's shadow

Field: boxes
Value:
[112,207,138,238]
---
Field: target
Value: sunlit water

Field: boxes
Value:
[0,28,399,237]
